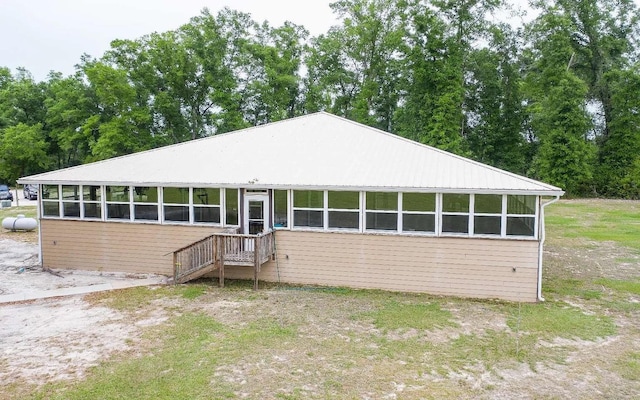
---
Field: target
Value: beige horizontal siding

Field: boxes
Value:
[223,230,540,302]
[41,220,222,275]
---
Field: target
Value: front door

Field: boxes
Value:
[243,194,270,235]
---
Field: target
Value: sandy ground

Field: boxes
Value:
[0,237,167,385]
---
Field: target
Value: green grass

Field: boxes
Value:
[506,302,616,341]
[595,278,640,295]
[545,201,640,251]
[34,313,296,400]
[615,352,640,381]
[357,301,457,331]
[0,205,37,219]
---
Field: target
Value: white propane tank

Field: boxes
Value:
[2,214,37,231]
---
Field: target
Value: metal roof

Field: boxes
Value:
[19,112,564,195]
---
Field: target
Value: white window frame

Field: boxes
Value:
[470,193,503,238]
[440,193,471,236]
[401,192,438,235]
[292,189,325,230]
[41,184,62,219]
[192,187,222,225]
[364,191,400,233]
[161,187,191,224]
[80,185,103,220]
[506,195,538,239]
[326,190,361,231]
[105,185,132,221]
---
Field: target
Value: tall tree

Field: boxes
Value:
[466,25,527,173]
[306,0,404,131]
[524,8,596,195]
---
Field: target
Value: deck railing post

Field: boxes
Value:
[218,236,225,288]
[253,236,259,290]
[173,252,178,284]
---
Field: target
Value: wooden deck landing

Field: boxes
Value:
[172,231,274,288]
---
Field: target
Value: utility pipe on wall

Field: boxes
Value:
[537,195,561,302]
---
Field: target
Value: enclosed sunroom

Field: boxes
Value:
[19,112,563,302]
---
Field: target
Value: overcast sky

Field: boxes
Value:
[0,0,338,81]
[1,0,638,82]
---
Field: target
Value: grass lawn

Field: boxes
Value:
[4,199,640,399]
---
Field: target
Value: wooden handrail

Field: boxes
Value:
[172,230,274,287]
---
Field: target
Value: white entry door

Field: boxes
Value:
[243,194,270,235]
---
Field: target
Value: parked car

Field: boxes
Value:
[0,184,13,201]
[23,184,38,200]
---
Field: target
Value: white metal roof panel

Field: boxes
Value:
[19,112,564,195]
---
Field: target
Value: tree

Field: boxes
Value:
[596,67,640,197]
[466,25,527,173]
[0,123,48,183]
[524,9,596,195]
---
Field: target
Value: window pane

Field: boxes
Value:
[366,212,397,231]
[225,189,238,225]
[194,206,220,223]
[84,203,101,219]
[329,211,359,229]
[293,190,323,208]
[403,214,435,232]
[43,185,59,200]
[474,216,501,235]
[133,204,157,220]
[82,186,101,202]
[442,194,469,213]
[62,185,80,200]
[507,217,535,236]
[442,215,469,233]
[274,190,288,228]
[328,191,359,209]
[164,206,189,222]
[106,186,128,202]
[366,192,398,211]
[133,187,157,203]
[194,188,220,205]
[107,203,130,219]
[507,195,536,215]
[475,194,502,214]
[293,210,323,227]
[63,202,80,218]
[164,187,189,204]
[403,193,435,212]
[43,201,59,217]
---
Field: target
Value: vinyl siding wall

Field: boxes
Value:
[40,220,222,275]
[223,230,540,302]
[40,221,540,302]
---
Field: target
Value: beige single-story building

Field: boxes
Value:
[19,112,563,302]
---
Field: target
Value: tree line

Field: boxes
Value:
[1,0,639,198]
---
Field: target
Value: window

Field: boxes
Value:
[106,186,130,220]
[193,188,221,224]
[42,185,60,217]
[163,187,190,222]
[225,188,238,225]
[82,186,102,219]
[61,185,80,218]
[132,186,158,221]
[293,190,323,228]
[402,193,436,233]
[442,194,469,234]
[273,190,288,228]
[507,195,536,237]
[366,192,398,231]
[328,191,359,230]
[473,194,502,235]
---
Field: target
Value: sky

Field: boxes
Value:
[1,0,638,82]
[0,0,338,81]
